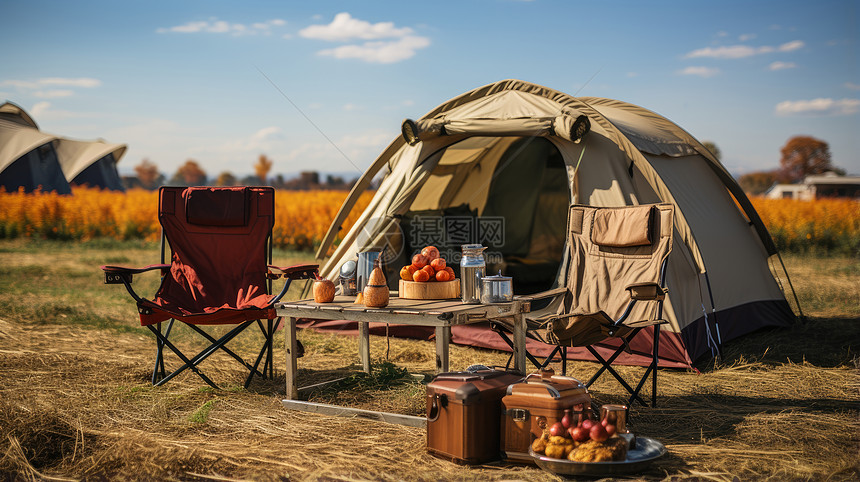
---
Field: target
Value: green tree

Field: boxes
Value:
[215,171,237,186]
[254,154,273,185]
[171,159,207,186]
[134,159,163,190]
[778,136,834,183]
[738,170,778,195]
[702,141,721,161]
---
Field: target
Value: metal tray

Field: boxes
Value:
[530,436,666,477]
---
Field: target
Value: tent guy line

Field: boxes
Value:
[255,66,364,175]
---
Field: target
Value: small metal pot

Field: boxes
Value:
[480,272,513,303]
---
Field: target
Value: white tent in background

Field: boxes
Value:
[56,138,127,191]
[0,101,127,192]
[0,102,69,194]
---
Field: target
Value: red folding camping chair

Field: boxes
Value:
[102,186,318,389]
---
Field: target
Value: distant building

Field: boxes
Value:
[765,172,860,200]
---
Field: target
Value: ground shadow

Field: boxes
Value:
[695,315,860,372]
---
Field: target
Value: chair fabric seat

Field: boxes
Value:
[493,203,675,408]
[103,186,318,388]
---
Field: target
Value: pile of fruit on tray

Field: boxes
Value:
[532,409,628,462]
[400,246,456,283]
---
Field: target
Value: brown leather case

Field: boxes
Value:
[426,369,524,464]
[500,369,592,464]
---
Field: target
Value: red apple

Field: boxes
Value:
[549,421,566,438]
[569,426,589,442]
[561,409,573,429]
[590,423,609,442]
[604,423,617,437]
[581,418,594,431]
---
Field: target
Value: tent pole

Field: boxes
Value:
[774,251,805,323]
[703,272,722,362]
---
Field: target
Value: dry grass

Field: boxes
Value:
[0,239,858,481]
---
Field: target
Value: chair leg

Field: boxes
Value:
[147,324,219,388]
[185,323,264,378]
[152,321,172,384]
[148,321,256,388]
[495,326,555,371]
[245,318,281,389]
[627,324,662,408]
[585,324,662,408]
[562,346,567,375]
[652,323,660,407]
[271,318,281,376]
[585,344,649,407]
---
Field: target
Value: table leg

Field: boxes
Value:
[513,313,526,373]
[435,325,451,373]
[359,321,371,374]
[285,317,298,400]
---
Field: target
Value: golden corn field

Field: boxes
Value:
[0,187,373,253]
[750,197,860,255]
[0,188,857,254]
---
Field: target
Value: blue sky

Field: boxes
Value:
[2,0,857,179]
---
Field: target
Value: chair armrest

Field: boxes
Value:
[100,264,169,303]
[101,264,170,285]
[267,264,319,281]
[514,287,567,303]
[268,264,320,304]
[625,282,667,301]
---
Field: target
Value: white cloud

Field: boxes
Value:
[33,89,74,98]
[775,98,860,116]
[318,35,430,64]
[769,61,797,71]
[41,77,100,88]
[0,77,101,102]
[0,79,39,89]
[222,126,285,152]
[300,13,430,63]
[678,66,720,78]
[845,82,860,91]
[285,131,391,169]
[26,101,87,121]
[739,33,756,42]
[342,103,362,111]
[778,40,804,52]
[30,101,51,118]
[299,12,413,41]
[685,45,760,59]
[1,77,101,89]
[157,18,286,36]
[685,40,804,59]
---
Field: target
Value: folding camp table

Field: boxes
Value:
[276,296,531,401]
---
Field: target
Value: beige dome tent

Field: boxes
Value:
[56,137,127,191]
[0,102,70,194]
[310,80,797,367]
[0,102,127,192]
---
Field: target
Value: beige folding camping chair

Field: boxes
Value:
[493,203,674,408]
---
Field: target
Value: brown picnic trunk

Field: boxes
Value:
[425,368,524,465]
[500,369,592,464]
